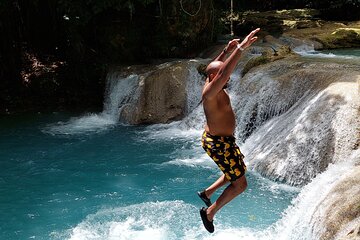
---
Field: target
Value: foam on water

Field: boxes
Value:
[57,201,202,240]
[250,171,300,194]
[292,44,315,53]
[42,113,117,135]
[60,164,349,240]
[58,200,275,240]
[295,47,360,60]
[297,51,359,59]
[140,122,203,141]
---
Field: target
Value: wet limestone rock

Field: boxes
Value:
[313,28,360,49]
[311,166,360,240]
[120,60,200,124]
[242,37,297,76]
[338,225,360,240]
[233,9,321,37]
[284,21,360,50]
[234,9,360,50]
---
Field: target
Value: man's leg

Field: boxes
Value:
[206,175,247,221]
[204,174,228,199]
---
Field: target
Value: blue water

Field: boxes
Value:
[320,48,360,57]
[0,113,298,239]
[300,48,360,59]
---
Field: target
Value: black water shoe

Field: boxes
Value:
[200,207,214,233]
[197,190,212,207]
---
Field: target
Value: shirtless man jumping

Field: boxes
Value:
[198,28,260,233]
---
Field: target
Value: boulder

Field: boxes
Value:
[283,21,360,50]
[311,166,360,240]
[120,60,204,124]
[313,28,360,49]
[242,38,297,76]
[233,9,320,37]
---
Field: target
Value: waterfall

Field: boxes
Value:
[179,60,207,130]
[185,60,204,114]
[229,57,358,239]
[137,56,358,188]
[231,59,359,186]
[103,72,140,121]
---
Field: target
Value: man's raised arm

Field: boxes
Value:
[213,39,241,62]
[202,28,260,100]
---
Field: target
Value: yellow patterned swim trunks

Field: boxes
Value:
[201,131,246,182]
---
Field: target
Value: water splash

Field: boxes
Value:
[56,201,204,240]
[42,113,117,135]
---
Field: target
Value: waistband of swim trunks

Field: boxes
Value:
[203,131,236,142]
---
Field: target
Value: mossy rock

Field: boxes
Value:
[295,20,322,29]
[242,55,271,77]
[242,45,295,76]
[232,9,321,37]
[274,9,320,19]
[313,28,360,49]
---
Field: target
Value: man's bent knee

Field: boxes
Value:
[231,175,247,193]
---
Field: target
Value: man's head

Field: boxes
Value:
[205,61,223,81]
[205,60,229,89]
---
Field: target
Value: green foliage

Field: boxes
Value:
[1,0,359,113]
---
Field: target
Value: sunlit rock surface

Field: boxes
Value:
[311,166,360,240]
[107,60,206,124]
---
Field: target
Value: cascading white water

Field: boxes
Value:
[236,61,358,187]
[185,60,205,114]
[178,60,207,130]
[262,155,358,240]
[103,73,140,121]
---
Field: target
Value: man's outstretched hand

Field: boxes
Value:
[239,28,260,50]
[225,39,241,53]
